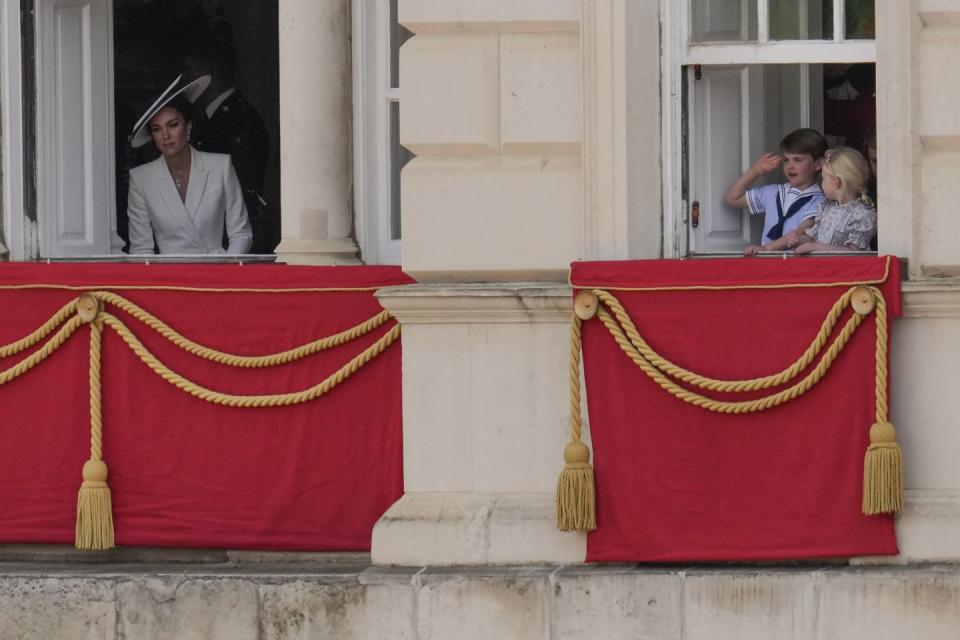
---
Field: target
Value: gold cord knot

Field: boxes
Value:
[574,291,599,320]
[869,421,897,445]
[76,294,100,323]
[564,441,591,464]
[850,286,877,316]
[82,459,108,483]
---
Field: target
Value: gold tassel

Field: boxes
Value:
[556,441,596,532]
[76,459,115,550]
[862,421,904,515]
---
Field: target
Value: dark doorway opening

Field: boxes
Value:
[113,0,280,254]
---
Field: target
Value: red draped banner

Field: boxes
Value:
[570,256,901,562]
[0,263,412,551]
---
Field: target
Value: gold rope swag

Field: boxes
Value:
[0,291,401,550]
[557,284,903,532]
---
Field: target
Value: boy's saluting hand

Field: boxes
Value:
[751,152,783,176]
[725,152,786,209]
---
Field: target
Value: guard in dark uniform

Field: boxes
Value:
[186,41,276,253]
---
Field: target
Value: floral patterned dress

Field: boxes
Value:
[807,198,877,250]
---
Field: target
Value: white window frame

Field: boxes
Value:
[661,0,877,257]
[353,0,402,265]
[1,0,30,260]
[2,0,120,261]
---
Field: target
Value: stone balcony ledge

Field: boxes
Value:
[2,559,959,639]
[376,282,572,323]
[375,280,960,321]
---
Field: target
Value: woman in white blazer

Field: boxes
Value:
[127,75,253,255]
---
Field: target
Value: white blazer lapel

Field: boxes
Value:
[184,148,209,222]
[154,158,207,251]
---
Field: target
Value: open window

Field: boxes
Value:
[113,1,280,256]
[664,0,876,256]
[1,0,280,260]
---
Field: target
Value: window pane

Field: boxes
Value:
[770,0,832,40]
[390,0,413,88]
[691,0,757,43]
[390,102,413,241]
[846,0,875,39]
[762,65,806,164]
[823,63,876,152]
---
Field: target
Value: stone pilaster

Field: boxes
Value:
[398,0,582,281]
[371,283,586,565]
[275,0,359,265]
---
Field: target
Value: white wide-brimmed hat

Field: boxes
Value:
[129,74,211,148]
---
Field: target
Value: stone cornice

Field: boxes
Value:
[399,0,580,34]
[375,281,960,323]
[376,283,572,324]
[901,281,960,318]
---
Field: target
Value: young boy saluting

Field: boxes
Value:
[723,128,828,256]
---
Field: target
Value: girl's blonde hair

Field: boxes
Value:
[823,147,873,204]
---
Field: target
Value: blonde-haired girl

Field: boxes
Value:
[792,146,877,253]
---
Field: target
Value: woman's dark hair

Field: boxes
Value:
[152,95,195,125]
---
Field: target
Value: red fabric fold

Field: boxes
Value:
[0,262,414,291]
[0,263,413,550]
[572,256,900,562]
[572,255,897,298]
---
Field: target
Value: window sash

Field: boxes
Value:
[353,0,403,265]
[684,41,875,65]
[686,0,876,65]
